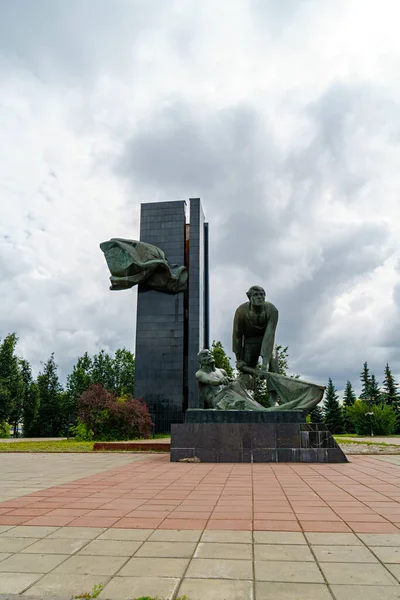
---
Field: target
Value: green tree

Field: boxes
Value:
[359,362,371,401]
[0,333,24,435]
[65,352,93,427]
[323,378,344,433]
[91,349,115,391]
[20,359,40,437]
[368,374,382,404]
[35,354,64,437]
[210,341,233,377]
[343,380,356,408]
[382,363,399,406]
[308,404,324,423]
[113,348,135,396]
[275,345,289,375]
[342,380,356,433]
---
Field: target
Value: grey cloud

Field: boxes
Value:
[0,0,168,82]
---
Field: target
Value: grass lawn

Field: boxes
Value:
[0,436,171,453]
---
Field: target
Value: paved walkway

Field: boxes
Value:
[2,454,400,598]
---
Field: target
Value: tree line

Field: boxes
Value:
[1,332,399,438]
[0,333,135,437]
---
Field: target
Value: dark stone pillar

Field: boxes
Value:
[135,201,187,432]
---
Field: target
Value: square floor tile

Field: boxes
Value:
[78,539,142,556]
[371,546,400,563]
[330,585,400,599]
[119,557,189,577]
[255,560,323,583]
[135,541,196,558]
[186,558,252,579]
[21,538,87,555]
[359,533,400,546]
[0,537,40,552]
[47,527,105,540]
[320,562,396,585]
[0,553,69,573]
[99,576,179,600]
[0,572,43,594]
[1,526,59,538]
[313,545,378,563]
[24,573,111,599]
[256,581,332,599]
[255,544,314,562]
[97,528,153,541]
[254,531,307,545]
[148,529,202,542]
[179,577,253,600]
[200,530,252,543]
[195,542,252,560]
[305,532,362,545]
[52,554,128,576]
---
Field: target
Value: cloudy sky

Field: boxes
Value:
[1,0,400,394]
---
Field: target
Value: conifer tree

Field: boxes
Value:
[368,374,381,403]
[359,362,371,400]
[308,404,324,423]
[323,378,344,433]
[343,381,356,408]
[36,354,64,437]
[0,333,24,432]
[382,363,399,406]
[342,380,356,433]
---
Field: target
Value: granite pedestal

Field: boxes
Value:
[170,410,347,463]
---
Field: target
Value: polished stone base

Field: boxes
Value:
[170,417,347,463]
[185,409,306,424]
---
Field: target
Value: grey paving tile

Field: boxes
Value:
[22,573,110,599]
[21,538,87,555]
[320,562,397,585]
[52,555,128,576]
[0,555,11,564]
[0,572,43,594]
[313,545,378,563]
[305,532,362,545]
[255,560,323,583]
[0,553,69,573]
[1,526,59,539]
[386,564,400,582]
[254,544,314,562]
[186,558,252,580]
[0,538,40,553]
[135,541,196,558]
[195,542,252,560]
[97,528,153,541]
[256,581,332,599]
[99,576,179,600]
[359,534,400,547]
[179,577,253,599]
[47,527,105,540]
[148,529,202,542]
[331,585,400,599]
[0,528,13,535]
[200,530,252,543]
[77,539,142,556]
[254,532,307,545]
[119,557,189,577]
[371,546,400,563]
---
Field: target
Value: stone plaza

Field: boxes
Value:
[2,452,400,598]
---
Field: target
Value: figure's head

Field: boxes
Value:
[246,285,266,307]
[198,349,215,369]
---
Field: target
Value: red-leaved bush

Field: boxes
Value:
[77,383,153,440]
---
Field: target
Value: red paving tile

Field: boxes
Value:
[4,455,400,533]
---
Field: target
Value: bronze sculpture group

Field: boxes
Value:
[196,286,325,412]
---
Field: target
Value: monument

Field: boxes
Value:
[101,198,346,462]
[171,284,347,462]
